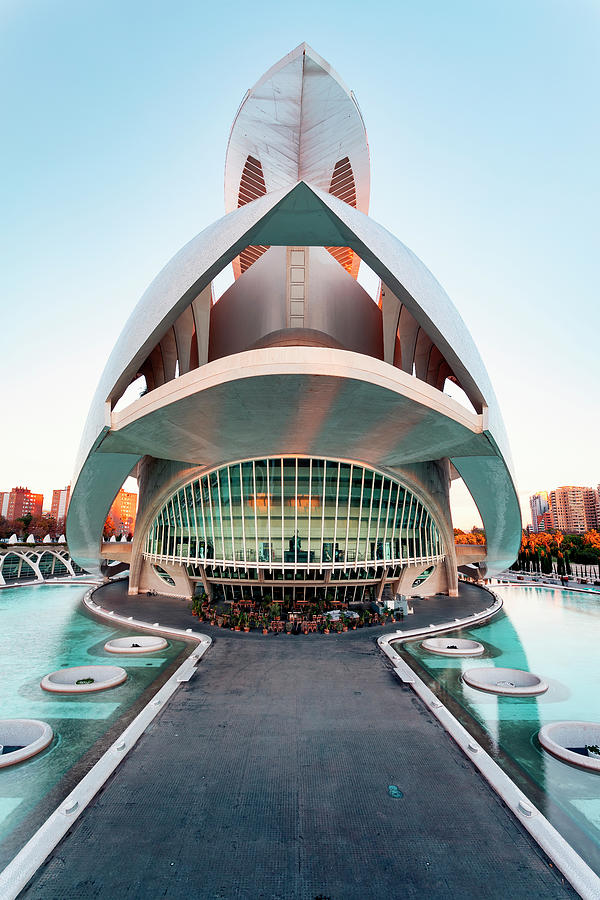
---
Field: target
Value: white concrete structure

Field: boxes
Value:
[67,44,520,604]
[538,722,600,773]
[41,665,127,693]
[0,719,53,769]
[104,635,168,654]
[0,544,79,586]
[462,667,548,696]
[421,637,485,657]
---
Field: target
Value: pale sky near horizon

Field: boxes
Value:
[1,0,598,529]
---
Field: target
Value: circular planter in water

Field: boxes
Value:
[41,665,127,694]
[104,635,168,654]
[0,719,53,768]
[462,666,548,696]
[422,637,484,657]
[538,721,600,772]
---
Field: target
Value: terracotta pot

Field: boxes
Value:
[244,626,250,632]
[262,628,268,634]
[324,628,329,634]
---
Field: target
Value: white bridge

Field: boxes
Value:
[0,543,86,586]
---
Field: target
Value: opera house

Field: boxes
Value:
[67,44,520,606]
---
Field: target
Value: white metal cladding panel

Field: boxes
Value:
[144,458,444,570]
[224,45,370,214]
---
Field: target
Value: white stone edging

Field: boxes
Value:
[378,589,600,900]
[0,586,211,900]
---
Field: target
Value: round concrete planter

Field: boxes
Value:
[462,667,548,696]
[41,665,127,694]
[0,719,53,768]
[104,635,168,654]
[538,721,600,772]
[422,637,484,657]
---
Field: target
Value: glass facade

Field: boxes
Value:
[144,458,445,572]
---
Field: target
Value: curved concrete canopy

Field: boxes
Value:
[67,183,520,576]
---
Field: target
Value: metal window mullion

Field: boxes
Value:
[356,466,365,565]
[206,476,216,563]
[344,464,353,565]
[406,494,414,565]
[307,458,312,568]
[373,474,384,564]
[198,477,208,561]
[321,460,327,570]
[332,464,341,570]
[216,471,226,565]
[281,458,285,570]
[294,458,299,564]
[253,460,259,568]
[398,489,407,565]
[227,466,236,566]
[190,479,199,563]
[381,478,392,562]
[365,470,376,565]
[167,499,174,564]
[176,489,184,562]
[391,482,401,563]
[266,458,272,565]
[239,464,247,566]
[416,501,425,563]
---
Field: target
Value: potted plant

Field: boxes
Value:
[261,617,268,635]
[586,744,600,759]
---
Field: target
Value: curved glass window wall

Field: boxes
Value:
[144,458,445,571]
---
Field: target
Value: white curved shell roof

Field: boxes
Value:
[67,47,521,580]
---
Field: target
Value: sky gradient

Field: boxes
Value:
[2,0,598,529]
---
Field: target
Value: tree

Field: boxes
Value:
[29,514,58,541]
[103,515,116,540]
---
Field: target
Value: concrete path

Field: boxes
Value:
[23,589,573,899]
[87,578,496,640]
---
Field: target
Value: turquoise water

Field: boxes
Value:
[0,583,185,860]
[400,585,600,875]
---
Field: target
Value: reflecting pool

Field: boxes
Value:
[398,585,600,876]
[0,583,185,864]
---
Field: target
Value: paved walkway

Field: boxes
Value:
[22,584,573,898]
[86,579,496,640]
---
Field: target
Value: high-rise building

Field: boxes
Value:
[108,489,137,536]
[529,492,549,533]
[549,486,598,534]
[50,486,71,525]
[0,491,10,519]
[66,44,521,599]
[4,487,44,521]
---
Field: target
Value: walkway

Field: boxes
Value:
[87,578,496,639]
[22,584,573,898]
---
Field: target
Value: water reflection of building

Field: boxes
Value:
[66,44,520,604]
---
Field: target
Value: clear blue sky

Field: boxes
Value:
[1,0,598,528]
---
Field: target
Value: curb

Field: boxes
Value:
[378,589,600,900]
[0,585,212,900]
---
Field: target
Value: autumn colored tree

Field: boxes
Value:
[103,515,116,540]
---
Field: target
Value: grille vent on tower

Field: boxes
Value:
[237,155,269,274]
[326,157,357,274]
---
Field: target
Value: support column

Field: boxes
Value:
[376,566,389,601]
[198,564,213,601]
[380,285,401,365]
[191,284,212,367]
